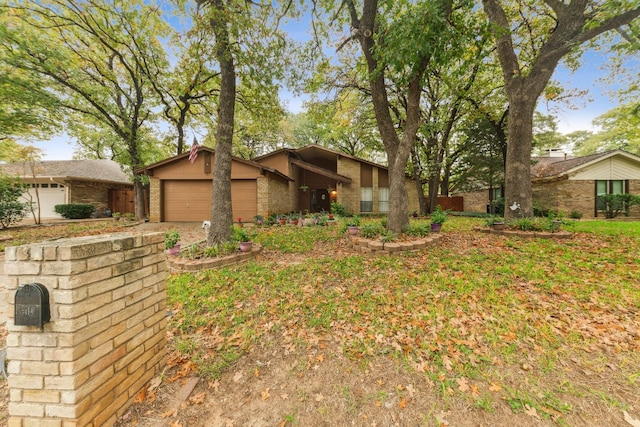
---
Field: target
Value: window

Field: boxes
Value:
[596,179,628,215]
[360,187,373,212]
[378,187,389,213]
[490,187,503,201]
[41,183,49,188]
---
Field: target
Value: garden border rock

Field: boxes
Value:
[346,233,443,255]
[166,243,263,273]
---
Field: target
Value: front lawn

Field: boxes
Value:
[157,217,640,426]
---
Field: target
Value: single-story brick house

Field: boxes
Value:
[139,144,419,222]
[453,149,640,218]
[0,159,134,219]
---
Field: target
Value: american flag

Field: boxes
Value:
[188,137,199,163]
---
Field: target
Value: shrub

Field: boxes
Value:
[360,222,383,238]
[406,222,431,237]
[569,210,583,219]
[330,201,347,217]
[0,176,29,229]
[165,230,180,249]
[54,203,95,219]
[597,193,640,218]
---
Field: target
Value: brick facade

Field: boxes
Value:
[2,232,167,427]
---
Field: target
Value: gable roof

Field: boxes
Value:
[531,150,640,180]
[137,146,293,181]
[0,159,132,185]
[255,144,389,171]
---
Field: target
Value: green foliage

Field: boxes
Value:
[331,201,347,217]
[232,226,252,242]
[345,215,361,227]
[430,206,447,224]
[569,210,583,219]
[54,204,95,220]
[0,175,29,228]
[359,222,384,238]
[165,230,180,249]
[406,221,431,237]
[597,193,640,218]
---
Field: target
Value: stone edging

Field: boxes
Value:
[347,233,443,254]
[473,227,572,239]
[166,244,263,273]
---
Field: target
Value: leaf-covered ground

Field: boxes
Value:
[2,218,639,426]
[117,219,640,427]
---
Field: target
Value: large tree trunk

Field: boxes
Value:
[207,1,236,245]
[482,0,640,219]
[503,98,536,218]
[357,0,428,233]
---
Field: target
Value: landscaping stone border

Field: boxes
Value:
[346,233,443,255]
[166,244,263,273]
[473,227,573,239]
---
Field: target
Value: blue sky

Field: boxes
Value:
[29,14,629,161]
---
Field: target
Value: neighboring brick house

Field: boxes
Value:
[453,149,640,218]
[0,159,134,219]
[139,144,419,223]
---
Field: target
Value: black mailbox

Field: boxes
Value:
[14,283,50,328]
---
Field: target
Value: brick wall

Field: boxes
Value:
[148,177,161,222]
[2,232,167,427]
[337,157,360,215]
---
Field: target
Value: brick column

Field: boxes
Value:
[2,232,167,427]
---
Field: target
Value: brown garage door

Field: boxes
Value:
[163,180,257,222]
[231,180,257,222]
[163,180,211,222]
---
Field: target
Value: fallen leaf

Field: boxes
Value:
[456,377,469,392]
[405,384,415,397]
[233,371,244,382]
[316,354,325,363]
[261,388,271,401]
[189,392,206,404]
[399,397,407,408]
[470,384,479,396]
[524,404,540,420]
[148,376,162,391]
[161,409,177,418]
[314,393,324,402]
[133,387,147,403]
[489,383,502,392]
[254,367,260,378]
[169,421,183,427]
[280,393,289,400]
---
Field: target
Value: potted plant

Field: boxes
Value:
[253,214,264,226]
[112,212,121,221]
[345,215,361,235]
[233,226,253,252]
[278,215,287,225]
[237,217,243,227]
[165,230,181,255]
[429,206,447,232]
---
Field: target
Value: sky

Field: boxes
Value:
[27,17,630,161]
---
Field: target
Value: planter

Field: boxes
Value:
[492,222,505,231]
[347,226,359,235]
[278,218,287,225]
[166,244,181,255]
[239,241,253,252]
[430,223,442,232]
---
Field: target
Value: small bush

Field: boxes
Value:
[54,204,95,219]
[406,222,431,237]
[0,176,29,229]
[569,210,583,219]
[360,222,384,238]
[331,201,347,217]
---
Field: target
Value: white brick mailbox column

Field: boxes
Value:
[1,232,168,427]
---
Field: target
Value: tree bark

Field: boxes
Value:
[207,1,236,245]
[483,0,640,219]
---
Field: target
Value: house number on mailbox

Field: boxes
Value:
[14,283,50,329]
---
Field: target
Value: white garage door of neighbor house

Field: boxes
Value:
[163,180,257,222]
[21,183,66,219]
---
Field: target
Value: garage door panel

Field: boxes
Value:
[163,181,211,222]
[163,180,257,222]
[231,181,257,222]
